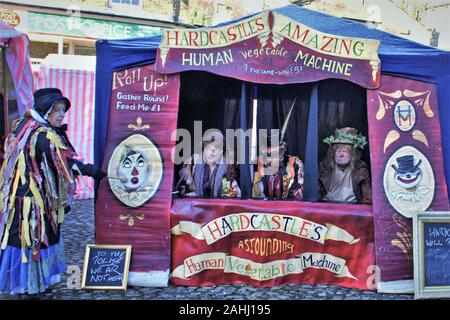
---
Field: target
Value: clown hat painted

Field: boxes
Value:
[392,155,422,174]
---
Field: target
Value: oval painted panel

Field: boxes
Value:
[107,134,163,208]
[393,99,416,132]
[383,146,434,218]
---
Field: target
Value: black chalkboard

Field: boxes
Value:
[423,223,450,287]
[81,245,132,290]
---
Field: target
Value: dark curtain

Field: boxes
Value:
[174,72,248,190]
[256,83,312,160]
[318,79,371,169]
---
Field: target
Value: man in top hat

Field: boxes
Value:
[319,127,371,203]
[176,129,241,198]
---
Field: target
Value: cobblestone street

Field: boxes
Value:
[0,200,413,300]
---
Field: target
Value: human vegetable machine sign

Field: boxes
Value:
[156,11,381,88]
[171,199,375,290]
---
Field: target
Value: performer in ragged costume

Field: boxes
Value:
[252,100,304,200]
[0,88,106,295]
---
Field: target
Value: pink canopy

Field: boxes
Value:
[0,20,33,114]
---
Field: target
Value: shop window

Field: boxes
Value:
[74,45,96,56]
[29,41,59,59]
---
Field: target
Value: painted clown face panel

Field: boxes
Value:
[117,149,151,192]
[108,134,163,208]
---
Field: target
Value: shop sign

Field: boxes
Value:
[0,10,20,27]
[22,11,161,39]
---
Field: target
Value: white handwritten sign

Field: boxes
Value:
[81,245,132,290]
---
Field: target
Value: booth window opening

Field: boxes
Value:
[173,72,372,205]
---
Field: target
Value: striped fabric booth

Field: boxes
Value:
[34,54,96,199]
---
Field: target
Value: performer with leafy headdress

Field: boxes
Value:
[319,127,371,203]
[0,88,106,295]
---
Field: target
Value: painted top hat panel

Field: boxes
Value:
[391,155,422,174]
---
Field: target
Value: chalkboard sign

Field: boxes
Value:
[413,212,450,299]
[81,245,132,290]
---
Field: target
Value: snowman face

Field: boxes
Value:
[394,168,422,189]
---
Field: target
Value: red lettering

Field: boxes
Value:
[239,214,250,230]
[189,31,199,46]
[271,215,281,230]
[320,36,334,53]
[339,39,352,56]
[293,25,309,43]
[255,17,265,31]
[227,27,236,41]
[207,221,223,240]
[166,30,179,46]
[298,221,312,237]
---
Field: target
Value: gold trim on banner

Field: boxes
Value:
[383,130,400,154]
[412,130,429,147]
[128,117,150,131]
[119,213,145,227]
[403,89,433,118]
[376,90,402,120]
[390,214,413,263]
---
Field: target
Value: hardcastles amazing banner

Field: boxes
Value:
[367,75,449,286]
[171,199,376,290]
[156,11,381,88]
[95,64,180,286]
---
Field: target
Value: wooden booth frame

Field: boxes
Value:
[81,244,132,290]
[413,212,450,299]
